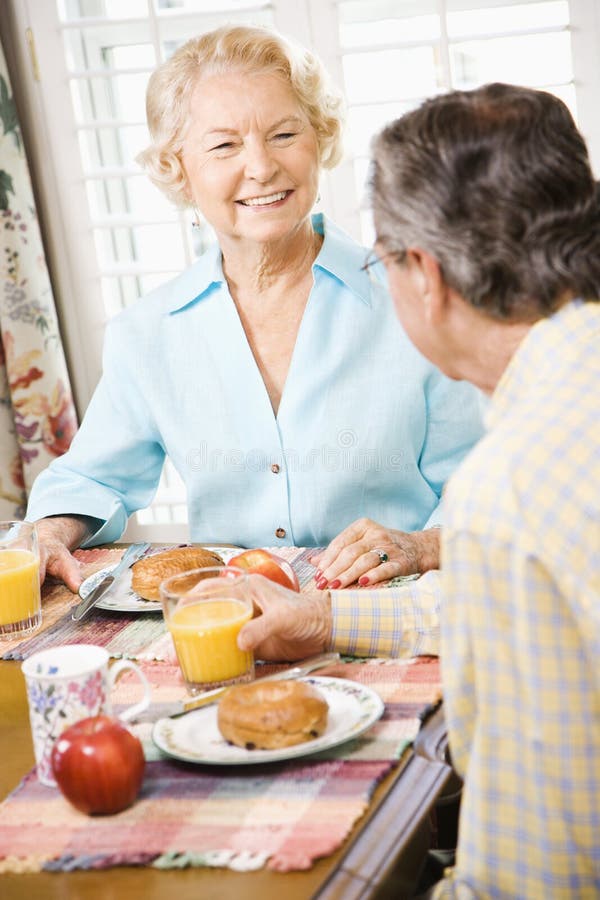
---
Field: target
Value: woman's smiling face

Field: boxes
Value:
[181,70,321,247]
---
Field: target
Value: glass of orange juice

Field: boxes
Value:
[160,566,254,694]
[0,521,42,639]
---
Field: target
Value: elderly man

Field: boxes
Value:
[239,83,600,896]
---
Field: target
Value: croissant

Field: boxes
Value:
[131,546,224,601]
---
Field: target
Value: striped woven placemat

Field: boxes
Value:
[1,546,320,662]
[0,656,441,874]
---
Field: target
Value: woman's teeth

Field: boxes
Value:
[240,191,287,206]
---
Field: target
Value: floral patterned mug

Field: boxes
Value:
[21,644,151,786]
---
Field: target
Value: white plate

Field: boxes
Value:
[78,546,243,613]
[151,676,385,765]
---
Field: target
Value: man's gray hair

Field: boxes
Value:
[370,83,600,320]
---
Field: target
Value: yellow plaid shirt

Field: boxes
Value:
[330,569,442,658]
[435,300,600,897]
[330,300,600,897]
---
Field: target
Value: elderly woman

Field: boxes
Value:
[26,25,483,590]
[239,83,600,896]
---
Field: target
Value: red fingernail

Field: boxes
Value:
[314,570,322,580]
[358,576,370,586]
[316,578,328,590]
[329,579,341,589]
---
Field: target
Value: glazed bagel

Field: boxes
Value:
[131,546,224,600]
[217,679,329,750]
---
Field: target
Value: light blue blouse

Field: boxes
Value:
[26,214,485,548]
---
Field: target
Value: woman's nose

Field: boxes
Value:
[243,141,278,182]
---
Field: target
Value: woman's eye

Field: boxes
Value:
[273,132,296,141]
[210,141,235,152]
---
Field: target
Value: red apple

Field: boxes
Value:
[51,715,145,815]
[228,549,300,591]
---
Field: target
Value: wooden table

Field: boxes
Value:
[0,657,452,899]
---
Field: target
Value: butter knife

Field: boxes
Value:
[72,541,151,621]
[164,651,341,720]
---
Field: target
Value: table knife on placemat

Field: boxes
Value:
[161,651,341,720]
[72,541,151,622]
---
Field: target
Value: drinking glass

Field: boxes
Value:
[160,565,254,694]
[0,521,42,639]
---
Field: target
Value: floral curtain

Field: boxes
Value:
[0,40,78,519]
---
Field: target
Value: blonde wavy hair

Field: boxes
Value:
[137,25,345,208]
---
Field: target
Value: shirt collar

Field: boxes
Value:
[164,242,225,315]
[311,212,373,306]
[164,212,373,315]
[488,298,593,428]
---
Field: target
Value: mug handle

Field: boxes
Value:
[107,660,152,722]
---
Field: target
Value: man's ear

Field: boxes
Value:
[405,248,447,323]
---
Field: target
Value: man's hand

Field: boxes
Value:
[35,516,92,592]
[237,575,333,662]
[309,518,441,588]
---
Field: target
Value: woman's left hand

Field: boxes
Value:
[309,518,441,589]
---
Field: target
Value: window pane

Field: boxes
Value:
[113,72,151,118]
[110,45,156,70]
[132,223,186,269]
[172,504,188,523]
[359,208,375,248]
[140,503,172,525]
[63,23,155,73]
[101,272,187,317]
[158,8,274,59]
[94,223,186,269]
[69,72,150,123]
[339,2,440,48]
[85,175,178,218]
[343,46,440,104]
[346,100,419,157]
[339,0,435,23]
[549,82,577,120]
[58,0,149,19]
[446,1,569,36]
[86,177,130,217]
[78,124,149,170]
[93,227,133,268]
[100,275,144,316]
[352,156,372,209]
[121,123,150,163]
[87,124,148,169]
[450,31,573,88]
[127,177,178,218]
[154,0,270,10]
[139,272,179,293]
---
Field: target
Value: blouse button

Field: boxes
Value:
[271,463,280,474]
[275,527,286,539]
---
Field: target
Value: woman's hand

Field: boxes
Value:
[35,516,91,592]
[237,575,332,662]
[309,518,441,589]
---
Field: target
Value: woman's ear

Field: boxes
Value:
[405,248,448,323]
